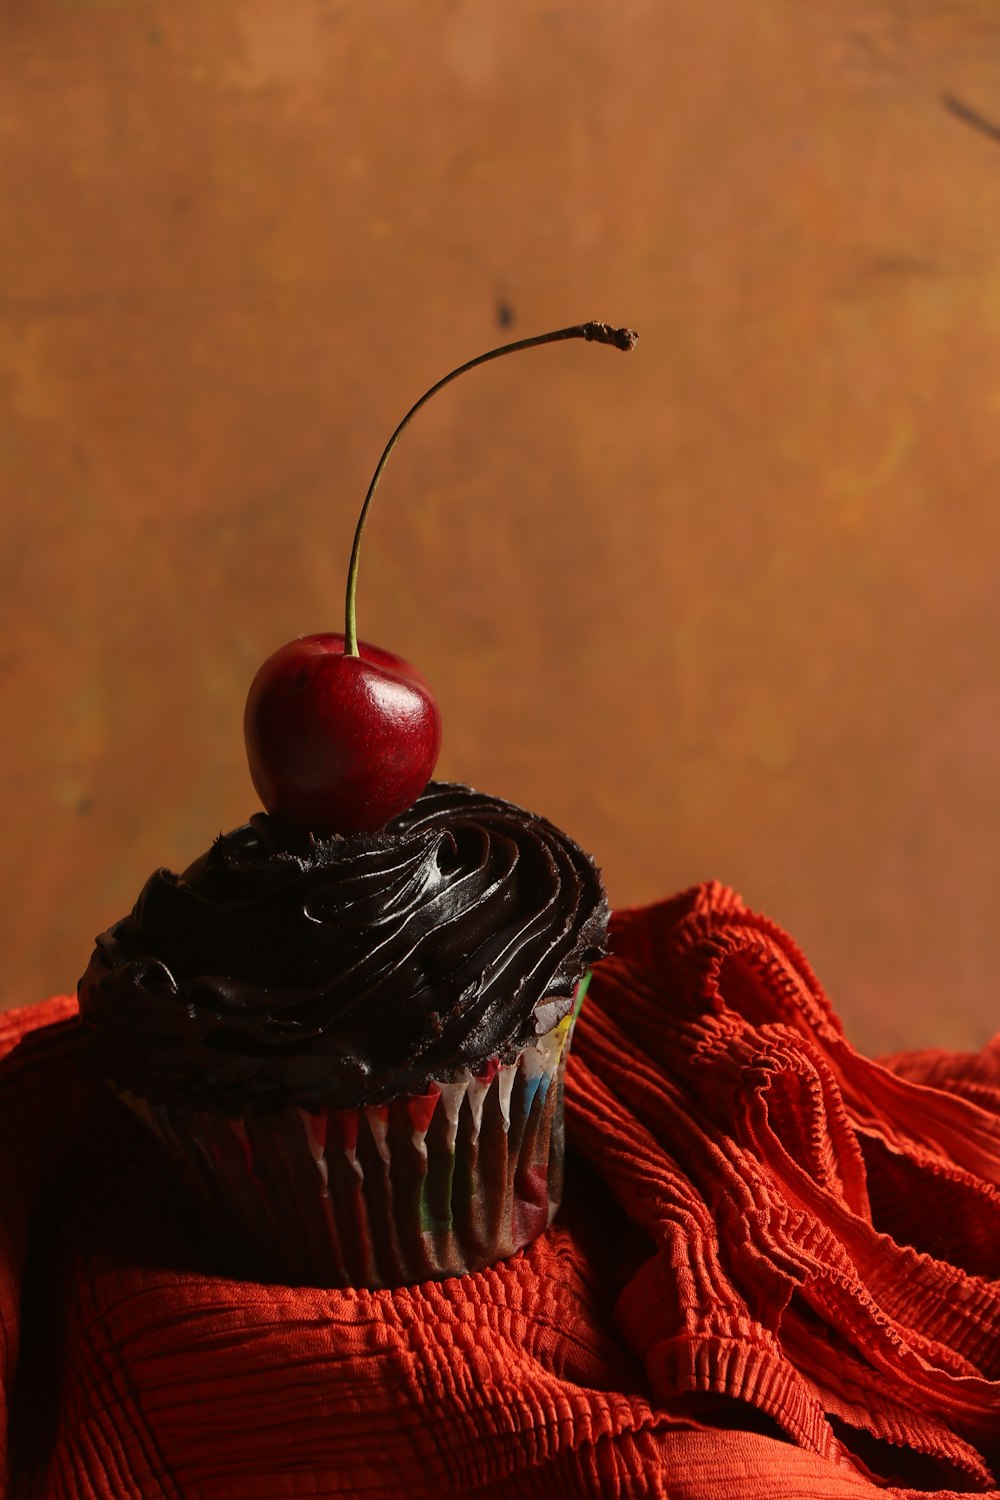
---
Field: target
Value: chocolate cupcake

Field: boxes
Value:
[78,782,608,1288]
[80,321,635,1288]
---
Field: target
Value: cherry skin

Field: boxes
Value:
[244,633,442,837]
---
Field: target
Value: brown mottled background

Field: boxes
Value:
[2,1,999,1056]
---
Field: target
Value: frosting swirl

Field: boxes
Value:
[78,782,609,1109]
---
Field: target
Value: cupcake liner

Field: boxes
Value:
[116,990,582,1289]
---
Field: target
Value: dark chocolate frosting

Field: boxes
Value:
[78,782,609,1110]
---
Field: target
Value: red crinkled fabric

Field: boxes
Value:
[1,883,998,1499]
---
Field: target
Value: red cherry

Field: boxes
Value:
[244,633,441,836]
[243,322,636,837]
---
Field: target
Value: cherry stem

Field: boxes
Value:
[343,321,639,656]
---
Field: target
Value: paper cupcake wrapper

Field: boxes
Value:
[116,991,582,1289]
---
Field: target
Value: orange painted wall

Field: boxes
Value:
[2,1,999,1057]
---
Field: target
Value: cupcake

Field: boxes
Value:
[77,781,608,1287]
[79,320,634,1287]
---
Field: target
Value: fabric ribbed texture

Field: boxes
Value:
[1,882,998,1498]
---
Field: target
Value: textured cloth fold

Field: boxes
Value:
[2,884,998,1498]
